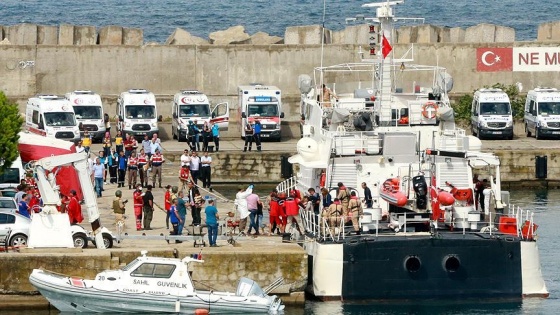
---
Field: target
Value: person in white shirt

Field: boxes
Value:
[200,151,212,189]
[180,149,191,167]
[235,184,253,236]
[189,151,201,185]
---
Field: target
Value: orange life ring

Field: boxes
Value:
[422,102,438,119]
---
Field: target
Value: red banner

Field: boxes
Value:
[476,47,513,72]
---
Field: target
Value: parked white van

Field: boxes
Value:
[25,95,80,142]
[65,90,106,142]
[171,90,229,142]
[470,88,513,140]
[117,89,159,140]
[524,87,560,139]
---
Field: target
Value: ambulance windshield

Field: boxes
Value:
[44,112,76,127]
[74,106,102,119]
[480,102,511,115]
[125,105,156,119]
[179,105,210,117]
[538,102,560,115]
[248,104,278,117]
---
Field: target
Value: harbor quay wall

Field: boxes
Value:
[0,246,307,302]
[4,42,560,138]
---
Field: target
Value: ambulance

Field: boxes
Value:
[524,87,560,139]
[470,88,514,140]
[65,90,106,142]
[25,95,80,142]
[171,90,229,142]
[117,89,159,140]
[238,84,284,141]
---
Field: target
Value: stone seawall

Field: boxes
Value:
[2,21,560,46]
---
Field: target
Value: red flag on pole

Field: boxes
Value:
[382,34,392,59]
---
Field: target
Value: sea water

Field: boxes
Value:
[0,0,557,43]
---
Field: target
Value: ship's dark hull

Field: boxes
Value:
[307,233,523,300]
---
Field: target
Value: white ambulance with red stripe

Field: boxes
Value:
[65,90,106,142]
[117,89,160,140]
[25,95,80,142]
[171,90,229,142]
[238,84,284,141]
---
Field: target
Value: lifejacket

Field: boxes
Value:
[269,197,280,216]
[151,154,163,166]
[128,157,138,169]
[138,155,147,165]
[285,197,299,216]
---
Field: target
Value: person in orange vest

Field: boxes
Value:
[150,148,165,188]
[133,184,144,231]
[127,151,138,189]
[137,149,149,188]
[284,191,304,235]
[164,185,176,230]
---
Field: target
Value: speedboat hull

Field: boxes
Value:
[30,269,283,314]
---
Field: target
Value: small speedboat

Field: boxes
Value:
[29,250,284,314]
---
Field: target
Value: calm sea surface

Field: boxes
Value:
[10,188,560,314]
[0,0,557,43]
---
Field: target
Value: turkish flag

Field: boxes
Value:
[476,47,513,72]
[382,35,392,59]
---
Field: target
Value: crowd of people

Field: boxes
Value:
[232,181,370,238]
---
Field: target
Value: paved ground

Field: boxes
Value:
[85,139,296,250]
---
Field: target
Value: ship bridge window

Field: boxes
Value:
[131,263,176,278]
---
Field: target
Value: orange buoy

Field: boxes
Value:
[437,191,455,206]
[422,101,438,119]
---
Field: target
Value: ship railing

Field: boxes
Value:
[276,176,298,194]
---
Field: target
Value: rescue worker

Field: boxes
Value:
[137,149,148,188]
[150,148,165,188]
[323,198,343,237]
[348,191,363,235]
[133,184,143,231]
[269,189,282,235]
[337,182,351,214]
[67,189,83,225]
[285,191,304,234]
[113,190,126,229]
[127,151,138,189]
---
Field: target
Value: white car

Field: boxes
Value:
[0,211,31,248]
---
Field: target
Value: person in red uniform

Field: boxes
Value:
[133,184,144,231]
[277,192,287,234]
[164,184,172,230]
[28,188,42,213]
[269,189,283,235]
[67,190,83,225]
[127,151,138,189]
[123,133,135,158]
